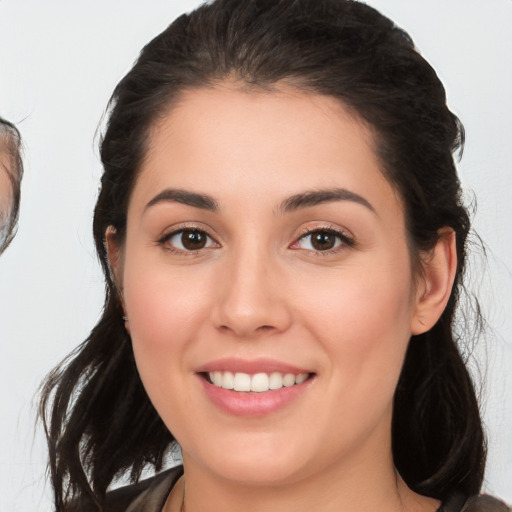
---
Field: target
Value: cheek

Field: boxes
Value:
[297,257,415,394]
[0,178,12,223]
[121,253,215,379]
[121,263,217,435]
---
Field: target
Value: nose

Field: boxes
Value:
[211,247,293,338]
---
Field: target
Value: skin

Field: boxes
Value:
[0,144,13,245]
[108,85,456,512]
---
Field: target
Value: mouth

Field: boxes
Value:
[203,371,312,393]
[196,358,316,416]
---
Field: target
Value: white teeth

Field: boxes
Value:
[233,372,251,391]
[269,372,283,390]
[208,371,309,392]
[295,373,308,384]
[212,371,223,387]
[221,371,234,390]
[283,373,296,387]
[251,373,269,392]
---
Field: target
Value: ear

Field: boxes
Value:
[411,228,457,335]
[105,225,124,294]
[105,226,130,329]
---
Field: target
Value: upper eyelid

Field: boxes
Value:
[158,227,219,254]
[295,225,354,240]
[158,223,219,241]
[156,222,354,247]
[292,225,356,250]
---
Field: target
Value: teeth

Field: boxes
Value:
[208,371,309,392]
[283,373,295,387]
[211,371,223,387]
[233,372,251,391]
[251,373,269,392]
[269,372,283,390]
[221,371,234,390]
[295,373,308,384]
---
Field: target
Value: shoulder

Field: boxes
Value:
[461,495,511,512]
[442,493,511,512]
[67,466,183,512]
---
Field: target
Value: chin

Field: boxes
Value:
[209,459,306,487]
[183,435,312,486]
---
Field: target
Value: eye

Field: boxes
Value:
[294,228,353,252]
[161,229,217,252]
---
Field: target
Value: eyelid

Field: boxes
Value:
[157,223,220,253]
[290,224,356,252]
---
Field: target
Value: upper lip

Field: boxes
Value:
[195,357,312,375]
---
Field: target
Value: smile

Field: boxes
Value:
[207,371,310,392]
[197,358,315,416]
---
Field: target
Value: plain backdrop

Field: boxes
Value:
[0,1,511,509]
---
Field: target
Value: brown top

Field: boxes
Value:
[72,466,510,512]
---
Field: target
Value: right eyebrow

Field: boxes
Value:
[279,188,376,214]
[144,188,219,212]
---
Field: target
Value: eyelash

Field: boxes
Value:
[157,225,219,255]
[291,226,355,255]
[157,225,355,256]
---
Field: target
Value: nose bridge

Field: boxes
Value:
[213,238,291,336]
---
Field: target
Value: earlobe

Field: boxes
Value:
[411,228,457,335]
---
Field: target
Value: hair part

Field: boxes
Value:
[40,1,486,509]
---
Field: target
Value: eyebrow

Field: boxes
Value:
[280,188,375,214]
[145,189,219,212]
[144,187,375,215]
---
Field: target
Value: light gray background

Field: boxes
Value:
[1,1,510,509]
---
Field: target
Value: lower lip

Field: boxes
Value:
[199,375,313,417]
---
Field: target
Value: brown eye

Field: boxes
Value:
[181,230,207,250]
[311,231,337,250]
[163,229,216,252]
[295,229,350,252]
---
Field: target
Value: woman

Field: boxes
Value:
[0,117,22,254]
[40,1,510,511]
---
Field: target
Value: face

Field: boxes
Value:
[0,146,13,246]
[113,86,427,487]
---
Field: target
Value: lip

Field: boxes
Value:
[195,357,312,375]
[196,358,315,417]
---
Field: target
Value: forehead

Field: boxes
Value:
[152,84,375,161]
[131,85,401,216]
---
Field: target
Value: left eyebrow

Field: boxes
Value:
[144,188,219,212]
[280,188,376,214]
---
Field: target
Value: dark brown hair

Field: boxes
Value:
[0,116,23,253]
[40,1,486,509]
